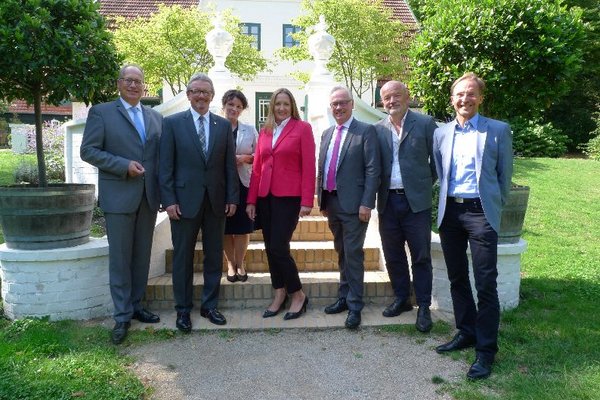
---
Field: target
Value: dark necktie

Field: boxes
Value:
[326,125,344,191]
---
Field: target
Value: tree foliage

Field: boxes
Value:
[0,0,121,186]
[114,5,267,96]
[278,0,408,99]
[409,0,586,121]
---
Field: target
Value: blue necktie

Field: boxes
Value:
[198,115,207,156]
[131,107,146,143]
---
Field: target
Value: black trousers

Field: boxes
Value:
[257,195,302,293]
[439,199,499,362]
[379,192,432,307]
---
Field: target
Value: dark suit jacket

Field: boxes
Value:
[375,110,437,214]
[317,118,380,213]
[433,115,513,233]
[247,119,316,207]
[159,110,239,218]
[80,99,162,213]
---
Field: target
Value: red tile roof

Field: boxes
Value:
[383,0,418,29]
[8,100,72,116]
[98,0,197,20]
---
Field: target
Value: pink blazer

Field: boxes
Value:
[247,118,316,207]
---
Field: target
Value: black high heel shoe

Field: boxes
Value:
[262,296,288,318]
[226,273,239,283]
[236,265,248,282]
[283,296,309,320]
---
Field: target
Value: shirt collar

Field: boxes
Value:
[190,107,210,122]
[338,116,354,130]
[120,98,141,112]
[275,117,291,130]
[455,113,479,130]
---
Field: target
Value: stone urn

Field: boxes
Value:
[499,184,530,244]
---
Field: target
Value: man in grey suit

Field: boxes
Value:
[374,81,438,333]
[433,73,513,380]
[81,64,162,345]
[318,86,380,329]
[159,73,238,332]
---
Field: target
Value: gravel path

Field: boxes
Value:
[126,327,465,400]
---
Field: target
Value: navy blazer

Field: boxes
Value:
[433,115,513,233]
[159,110,239,218]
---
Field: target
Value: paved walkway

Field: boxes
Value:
[98,308,467,400]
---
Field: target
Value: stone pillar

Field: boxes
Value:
[0,238,112,320]
[206,11,236,114]
[431,233,527,312]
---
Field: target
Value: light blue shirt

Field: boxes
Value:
[449,113,480,198]
[121,98,145,133]
[190,108,210,153]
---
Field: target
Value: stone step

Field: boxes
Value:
[143,271,397,310]
[165,241,381,273]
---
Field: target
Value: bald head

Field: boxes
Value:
[381,81,410,121]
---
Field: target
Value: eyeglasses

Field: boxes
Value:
[330,100,353,108]
[119,78,144,87]
[187,89,213,96]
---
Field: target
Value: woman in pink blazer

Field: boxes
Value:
[246,88,316,320]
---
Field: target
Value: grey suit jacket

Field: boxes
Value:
[375,109,437,214]
[159,110,239,219]
[433,115,513,233]
[235,122,258,188]
[80,99,162,213]
[317,118,380,213]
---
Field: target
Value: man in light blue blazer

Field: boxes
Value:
[81,64,162,345]
[433,73,513,380]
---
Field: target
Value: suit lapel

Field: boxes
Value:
[475,117,488,183]
[273,119,296,150]
[338,120,356,166]
[319,126,334,173]
[206,112,219,159]
[442,123,455,182]
[400,110,415,145]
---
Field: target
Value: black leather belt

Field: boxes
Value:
[324,190,337,196]
[449,196,480,204]
[389,188,405,195]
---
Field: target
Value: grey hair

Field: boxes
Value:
[330,86,353,100]
[187,73,215,93]
[119,64,144,79]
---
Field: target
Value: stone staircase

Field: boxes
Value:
[143,200,396,311]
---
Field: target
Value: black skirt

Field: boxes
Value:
[224,179,256,234]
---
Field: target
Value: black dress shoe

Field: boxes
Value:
[435,332,476,353]
[382,298,413,317]
[111,321,130,344]
[132,308,160,324]
[324,297,348,314]
[200,308,227,325]
[415,306,432,333]
[345,310,361,329]
[283,296,309,320]
[467,357,493,380]
[176,312,192,333]
[263,297,288,318]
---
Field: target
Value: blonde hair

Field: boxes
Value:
[263,88,301,132]
[451,72,486,95]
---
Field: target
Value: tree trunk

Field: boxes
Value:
[33,88,47,187]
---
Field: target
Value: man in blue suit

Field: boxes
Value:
[159,73,238,332]
[81,64,162,344]
[433,73,513,380]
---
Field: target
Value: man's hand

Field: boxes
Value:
[358,206,371,223]
[127,161,145,177]
[225,204,237,217]
[299,206,312,217]
[166,204,181,220]
[246,204,256,220]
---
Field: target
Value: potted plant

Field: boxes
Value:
[0,0,121,249]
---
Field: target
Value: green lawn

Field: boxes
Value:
[0,157,599,399]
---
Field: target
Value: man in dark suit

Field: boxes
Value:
[81,64,162,344]
[374,81,438,333]
[433,73,513,380]
[318,86,380,329]
[159,73,238,332]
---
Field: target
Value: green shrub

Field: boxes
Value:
[581,135,600,161]
[16,121,65,183]
[510,117,569,157]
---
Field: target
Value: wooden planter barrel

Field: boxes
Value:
[0,183,95,250]
[499,185,530,244]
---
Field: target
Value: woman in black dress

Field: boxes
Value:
[222,90,258,282]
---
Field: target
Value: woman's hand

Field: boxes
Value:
[246,204,256,220]
[236,154,254,165]
[299,206,312,217]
